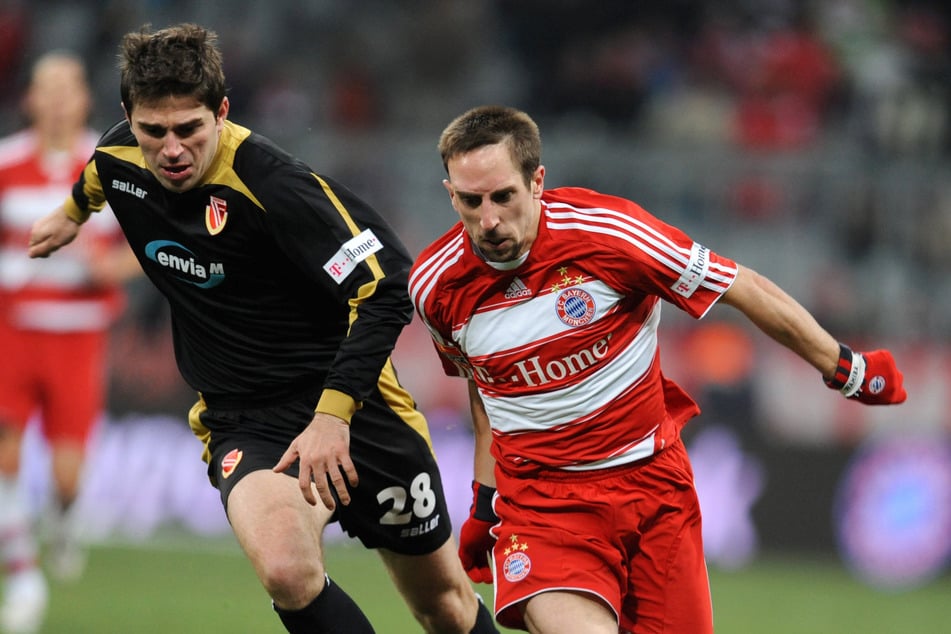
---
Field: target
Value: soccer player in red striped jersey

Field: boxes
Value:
[0,51,140,634]
[409,105,906,634]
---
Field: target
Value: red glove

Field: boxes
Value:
[825,344,907,405]
[458,481,498,584]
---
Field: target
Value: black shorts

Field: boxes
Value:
[189,389,453,556]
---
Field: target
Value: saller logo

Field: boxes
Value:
[112,179,147,199]
[323,229,383,284]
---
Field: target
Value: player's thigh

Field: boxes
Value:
[42,331,106,445]
[227,468,332,579]
[621,440,712,634]
[0,425,23,474]
[0,322,36,432]
[522,591,617,634]
[340,397,453,555]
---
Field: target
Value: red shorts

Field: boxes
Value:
[0,319,107,444]
[491,438,713,633]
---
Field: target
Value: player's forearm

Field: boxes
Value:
[722,265,840,378]
[467,380,497,487]
[28,205,82,258]
[63,195,90,224]
[324,274,414,404]
[87,243,142,286]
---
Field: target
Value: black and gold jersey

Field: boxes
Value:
[66,119,414,413]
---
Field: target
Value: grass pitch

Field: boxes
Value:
[39,536,951,633]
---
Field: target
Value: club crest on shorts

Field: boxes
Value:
[555,287,596,327]
[502,534,532,582]
[205,195,229,235]
[221,448,243,479]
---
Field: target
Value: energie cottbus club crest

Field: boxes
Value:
[205,195,228,235]
[221,448,243,479]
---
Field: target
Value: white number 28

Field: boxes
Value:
[376,472,437,525]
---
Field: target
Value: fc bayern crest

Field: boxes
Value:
[205,195,229,235]
[555,287,596,327]
[503,551,532,582]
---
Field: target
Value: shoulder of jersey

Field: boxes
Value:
[0,130,36,168]
[97,120,138,147]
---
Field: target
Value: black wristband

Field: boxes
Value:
[472,482,498,522]
[824,343,853,390]
[824,342,866,397]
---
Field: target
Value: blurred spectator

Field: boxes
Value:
[732,7,843,149]
[496,0,700,127]
[0,4,26,92]
[871,3,950,155]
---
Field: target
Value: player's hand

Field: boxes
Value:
[28,206,81,258]
[273,412,358,510]
[458,481,498,584]
[824,344,907,405]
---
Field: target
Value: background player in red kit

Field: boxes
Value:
[0,51,139,634]
[409,105,907,634]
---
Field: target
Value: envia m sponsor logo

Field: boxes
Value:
[144,240,225,288]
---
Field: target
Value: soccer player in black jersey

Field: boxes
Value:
[28,23,497,634]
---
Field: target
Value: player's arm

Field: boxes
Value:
[268,171,415,410]
[85,239,142,287]
[720,264,839,376]
[719,264,905,404]
[458,380,498,584]
[266,170,413,507]
[28,203,82,258]
[468,380,496,488]
[30,141,111,260]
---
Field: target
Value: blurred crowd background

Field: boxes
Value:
[4,0,951,588]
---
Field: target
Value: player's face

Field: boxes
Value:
[126,95,229,193]
[26,56,91,143]
[444,142,544,263]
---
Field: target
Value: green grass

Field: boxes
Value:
[38,537,951,633]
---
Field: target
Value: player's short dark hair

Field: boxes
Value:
[118,23,226,115]
[438,105,541,186]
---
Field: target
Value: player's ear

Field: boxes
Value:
[442,179,454,198]
[531,165,545,199]
[216,97,230,122]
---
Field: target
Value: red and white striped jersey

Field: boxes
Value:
[409,186,738,476]
[0,129,124,331]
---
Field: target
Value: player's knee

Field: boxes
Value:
[409,586,480,634]
[257,553,324,609]
[0,427,21,474]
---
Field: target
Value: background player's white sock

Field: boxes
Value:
[44,497,88,582]
[0,477,48,634]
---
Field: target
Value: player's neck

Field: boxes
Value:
[36,126,82,155]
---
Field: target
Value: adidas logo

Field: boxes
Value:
[504,276,532,300]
